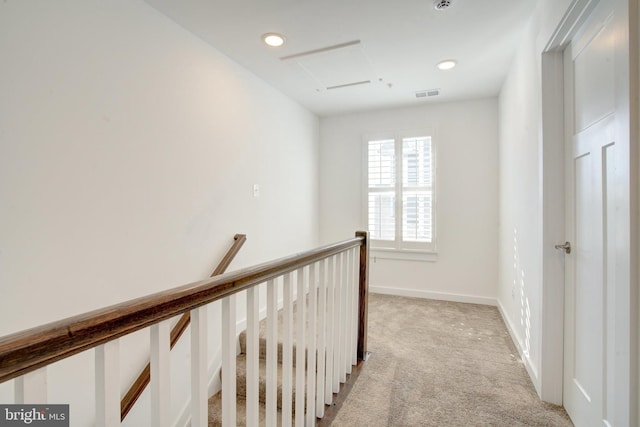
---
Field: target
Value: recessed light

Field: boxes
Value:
[262,33,285,47]
[437,60,457,70]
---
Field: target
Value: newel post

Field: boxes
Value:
[356,231,369,361]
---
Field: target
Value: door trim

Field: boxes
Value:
[539,0,596,406]
[539,49,565,406]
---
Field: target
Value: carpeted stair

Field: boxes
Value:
[208,302,308,426]
[207,330,293,425]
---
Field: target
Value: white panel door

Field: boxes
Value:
[563,1,617,426]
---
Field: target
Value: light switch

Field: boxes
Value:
[252,184,260,198]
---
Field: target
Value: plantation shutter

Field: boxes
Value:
[367,134,434,251]
[367,140,396,241]
[402,136,433,243]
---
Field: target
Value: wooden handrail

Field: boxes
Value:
[120,233,247,420]
[0,234,367,384]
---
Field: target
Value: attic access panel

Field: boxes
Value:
[281,40,378,91]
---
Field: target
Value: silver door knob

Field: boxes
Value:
[554,241,571,254]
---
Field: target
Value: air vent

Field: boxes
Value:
[433,0,454,10]
[415,89,440,98]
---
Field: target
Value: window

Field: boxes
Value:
[365,132,436,256]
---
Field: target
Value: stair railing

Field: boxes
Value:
[0,231,369,427]
[120,233,247,421]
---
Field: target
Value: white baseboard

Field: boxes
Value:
[370,285,497,306]
[496,299,541,394]
[236,305,269,333]
[173,344,224,427]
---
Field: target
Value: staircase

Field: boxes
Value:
[208,299,306,426]
[0,234,368,427]
[206,244,366,426]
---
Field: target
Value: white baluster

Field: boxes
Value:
[246,286,259,427]
[282,273,293,426]
[351,249,357,367]
[352,248,359,365]
[306,262,318,424]
[222,295,237,427]
[151,321,170,427]
[14,368,47,404]
[96,340,120,427]
[340,251,349,381]
[295,267,306,427]
[344,250,353,375]
[265,279,278,427]
[191,307,208,427]
[325,256,335,404]
[316,258,327,417]
[333,253,342,392]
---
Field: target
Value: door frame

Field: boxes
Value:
[539,0,600,406]
[539,0,638,424]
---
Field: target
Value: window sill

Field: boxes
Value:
[371,248,438,262]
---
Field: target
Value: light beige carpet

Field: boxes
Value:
[331,293,573,426]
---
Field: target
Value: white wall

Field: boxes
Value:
[0,1,319,425]
[320,99,499,304]
[497,14,543,391]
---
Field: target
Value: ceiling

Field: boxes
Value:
[145,0,537,117]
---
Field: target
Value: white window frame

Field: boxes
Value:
[363,129,437,261]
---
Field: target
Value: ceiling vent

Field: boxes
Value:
[416,89,440,98]
[433,0,454,10]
